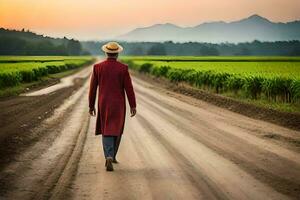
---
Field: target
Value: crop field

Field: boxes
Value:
[122,56,300,62]
[122,56,300,104]
[0,56,94,89]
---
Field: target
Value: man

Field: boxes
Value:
[88,42,137,171]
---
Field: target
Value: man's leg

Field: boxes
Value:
[102,136,115,171]
[113,135,122,163]
[102,136,115,158]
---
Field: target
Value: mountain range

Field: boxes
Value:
[116,15,300,43]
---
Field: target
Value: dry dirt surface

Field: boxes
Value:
[0,66,300,200]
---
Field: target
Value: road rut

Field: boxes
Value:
[70,75,300,200]
[1,67,299,200]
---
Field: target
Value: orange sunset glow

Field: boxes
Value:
[1,0,300,40]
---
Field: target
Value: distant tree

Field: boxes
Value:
[199,46,219,56]
[81,50,91,55]
[235,47,252,55]
[290,46,300,56]
[66,39,82,55]
[0,28,86,55]
[147,43,167,55]
[81,40,300,56]
[128,46,145,55]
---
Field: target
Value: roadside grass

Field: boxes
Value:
[0,57,94,98]
[0,56,95,88]
[222,91,300,113]
[180,82,300,113]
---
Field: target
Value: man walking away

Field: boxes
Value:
[88,42,137,171]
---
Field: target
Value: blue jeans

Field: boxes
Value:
[102,135,122,159]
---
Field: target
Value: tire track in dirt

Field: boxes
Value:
[135,87,300,198]
[71,106,223,200]
[70,75,299,200]
[135,103,289,200]
[132,77,300,151]
[127,117,223,200]
[0,79,91,200]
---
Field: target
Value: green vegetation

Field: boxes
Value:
[0,56,94,89]
[84,41,300,56]
[0,28,90,56]
[121,56,300,112]
[122,56,300,62]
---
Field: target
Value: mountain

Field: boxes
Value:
[116,15,300,43]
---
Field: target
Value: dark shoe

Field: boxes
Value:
[105,158,116,166]
[106,157,114,171]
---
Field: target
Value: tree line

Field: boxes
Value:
[82,40,300,56]
[1,28,299,56]
[0,28,90,55]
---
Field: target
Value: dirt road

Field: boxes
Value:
[0,66,300,200]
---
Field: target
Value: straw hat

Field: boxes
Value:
[101,42,123,53]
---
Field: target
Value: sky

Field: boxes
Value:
[0,0,300,40]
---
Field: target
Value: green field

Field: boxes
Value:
[130,60,300,79]
[121,56,300,110]
[0,56,94,89]
[122,56,300,62]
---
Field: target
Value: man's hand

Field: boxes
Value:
[130,107,137,117]
[89,108,96,116]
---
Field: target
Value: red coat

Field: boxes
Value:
[89,58,136,136]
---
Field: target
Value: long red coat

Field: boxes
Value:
[89,58,136,136]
